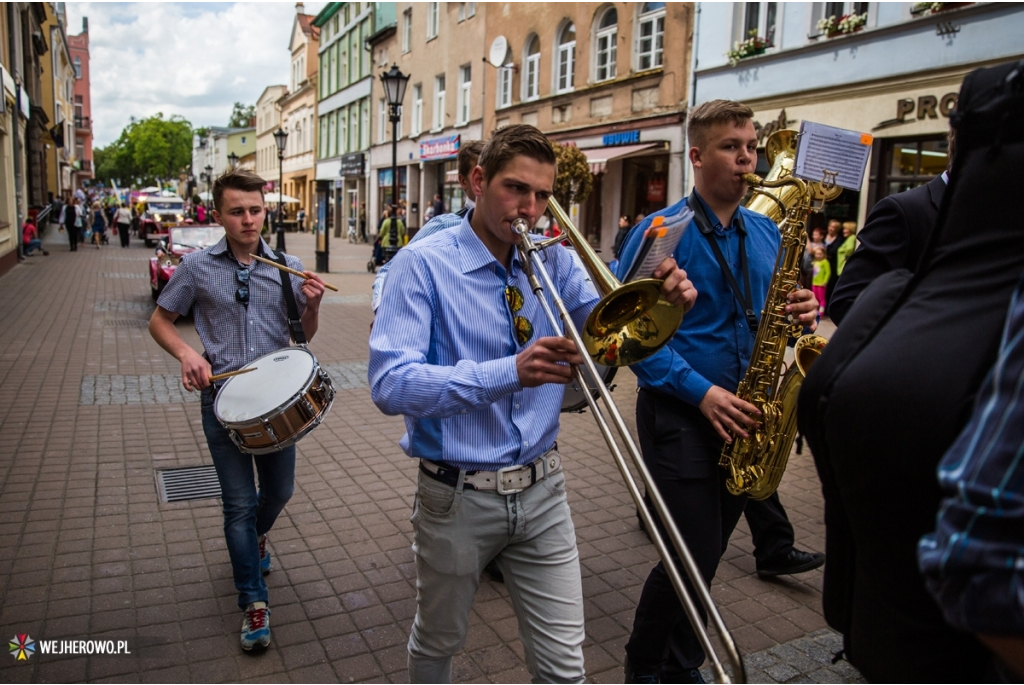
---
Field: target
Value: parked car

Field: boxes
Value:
[149,224,225,299]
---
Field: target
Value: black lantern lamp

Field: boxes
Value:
[273,128,289,252]
[380,64,410,254]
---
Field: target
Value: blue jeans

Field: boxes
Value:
[201,388,295,608]
[24,238,43,255]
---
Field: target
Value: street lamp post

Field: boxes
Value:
[380,65,410,253]
[273,128,289,253]
[227,152,239,171]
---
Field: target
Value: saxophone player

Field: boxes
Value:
[618,100,821,683]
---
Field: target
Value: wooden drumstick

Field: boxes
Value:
[209,367,258,382]
[248,254,340,292]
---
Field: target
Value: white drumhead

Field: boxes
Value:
[215,348,316,422]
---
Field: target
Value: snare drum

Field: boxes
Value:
[214,347,335,455]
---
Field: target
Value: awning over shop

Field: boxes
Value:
[581,142,665,175]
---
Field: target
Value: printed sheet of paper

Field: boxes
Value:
[623,206,691,283]
[795,121,873,191]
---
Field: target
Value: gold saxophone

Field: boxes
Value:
[719,131,841,500]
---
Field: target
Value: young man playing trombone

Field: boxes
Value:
[369,125,696,683]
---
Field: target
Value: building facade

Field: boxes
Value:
[692,1,1024,232]
[67,16,92,189]
[313,2,379,240]
[366,1,486,235]
[279,4,320,221]
[191,126,255,195]
[41,2,76,200]
[481,2,691,255]
[255,84,287,184]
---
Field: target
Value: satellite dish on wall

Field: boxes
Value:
[489,36,509,67]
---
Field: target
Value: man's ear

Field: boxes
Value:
[688,145,702,169]
[469,165,485,201]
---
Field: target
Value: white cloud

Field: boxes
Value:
[66,2,326,147]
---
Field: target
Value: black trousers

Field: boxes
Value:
[626,389,797,676]
[66,225,78,251]
[117,223,130,248]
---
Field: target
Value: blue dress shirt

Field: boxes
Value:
[615,194,781,406]
[368,214,599,469]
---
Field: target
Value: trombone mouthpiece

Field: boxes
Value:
[511,218,530,235]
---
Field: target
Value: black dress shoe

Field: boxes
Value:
[624,655,660,684]
[757,548,825,578]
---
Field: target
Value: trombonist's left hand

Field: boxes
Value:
[655,258,698,313]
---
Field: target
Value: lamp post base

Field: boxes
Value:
[275,226,287,253]
[315,250,329,273]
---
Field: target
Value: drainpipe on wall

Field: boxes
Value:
[8,2,25,260]
[683,2,702,195]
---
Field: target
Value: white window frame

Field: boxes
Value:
[458,2,466,22]
[523,35,541,102]
[402,8,412,53]
[467,2,476,18]
[378,98,387,144]
[412,84,423,136]
[426,2,439,40]
[736,2,781,46]
[635,4,666,72]
[497,65,513,109]
[811,1,872,37]
[457,65,472,125]
[555,23,576,94]
[594,7,618,83]
[433,75,446,131]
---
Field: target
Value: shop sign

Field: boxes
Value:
[646,179,666,203]
[420,135,460,161]
[873,93,958,131]
[602,130,640,146]
[754,109,795,146]
[340,152,365,177]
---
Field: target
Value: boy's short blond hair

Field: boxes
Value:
[687,100,755,150]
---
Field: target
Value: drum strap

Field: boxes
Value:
[275,253,308,345]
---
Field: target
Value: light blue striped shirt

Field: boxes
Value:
[368,214,599,469]
[371,212,464,312]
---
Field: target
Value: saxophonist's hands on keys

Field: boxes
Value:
[786,288,819,332]
[699,386,762,443]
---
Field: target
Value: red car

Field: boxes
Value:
[149,224,225,299]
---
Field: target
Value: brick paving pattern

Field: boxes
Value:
[0,227,860,683]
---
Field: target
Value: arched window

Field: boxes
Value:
[594,7,618,83]
[636,2,665,71]
[555,22,576,94]
[523,35,540,102]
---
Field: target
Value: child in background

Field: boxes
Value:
[811,245,831,315]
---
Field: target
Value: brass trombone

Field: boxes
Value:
[513,198,747,683]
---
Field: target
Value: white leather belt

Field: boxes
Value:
[420,448,561,495]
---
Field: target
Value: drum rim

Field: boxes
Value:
[214,346,319,425]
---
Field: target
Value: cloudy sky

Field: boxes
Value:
[67,2,325,147]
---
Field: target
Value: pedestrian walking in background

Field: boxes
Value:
[296,207,305,232]
[61,196,80,252]
[91,201,108,248]
[613,215,631,262]
[824,218,842,307]
[803,226,826,289]
[115,203,132,248]
[197,204,207,224]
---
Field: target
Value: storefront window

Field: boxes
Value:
[443,160,465,214]
[378,167,408,210]
[621,154,669,224]
[879,135,948,198]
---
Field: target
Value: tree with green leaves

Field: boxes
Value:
[551,141,593,209]
[228,102,256,128]
[93,113,193,187]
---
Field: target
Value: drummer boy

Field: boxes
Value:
[149,168,325,652]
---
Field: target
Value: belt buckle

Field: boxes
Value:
[496,464,528,495]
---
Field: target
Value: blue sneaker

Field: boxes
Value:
[259,534,272,575]
[241,602,271,651]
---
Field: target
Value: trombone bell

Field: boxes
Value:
[537,198,684,367]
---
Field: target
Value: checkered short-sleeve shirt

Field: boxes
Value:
[157,237,308,376]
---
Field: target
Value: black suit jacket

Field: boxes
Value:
[829,175,946,324]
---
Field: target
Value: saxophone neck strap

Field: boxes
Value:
[689,190,759,333]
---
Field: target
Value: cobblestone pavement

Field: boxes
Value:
[0,226,859,683]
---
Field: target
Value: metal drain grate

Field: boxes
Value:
[155,465,221,503]
[100,318,149,328]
